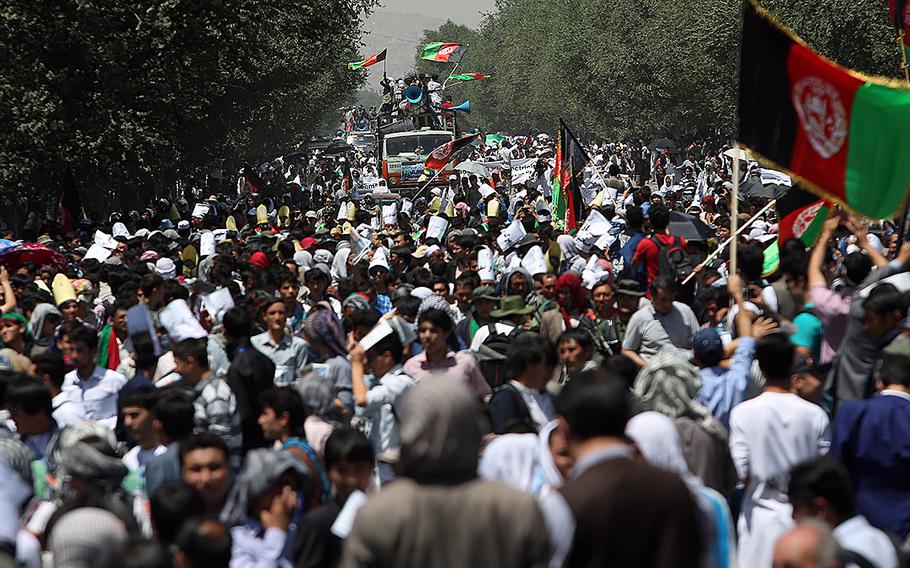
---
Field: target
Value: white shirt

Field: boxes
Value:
[834,515,900,568]
[62,366,128,429]
[122,444,166,474]
[51,392,83,428]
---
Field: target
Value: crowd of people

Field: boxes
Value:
[0,132,908,568]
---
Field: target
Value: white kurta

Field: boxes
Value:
[729,391,830,568]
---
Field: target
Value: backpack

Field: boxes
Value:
[651,235,693,281]
[475,323,522,390]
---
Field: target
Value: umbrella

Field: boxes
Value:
[668,211,715,241]
[0,240,17,256]
[648,138,677,151]
[0,242,67,271]
[323,141,354,155]
[455,161,490,177]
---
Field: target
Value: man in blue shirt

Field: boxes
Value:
[832,335,910,542]
[695,275,777,431]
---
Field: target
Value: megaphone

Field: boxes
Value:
[451,101,470,113]
[404,85,424,104]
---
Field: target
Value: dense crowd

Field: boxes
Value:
[0,134,907,568]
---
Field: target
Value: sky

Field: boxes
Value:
[374,0,495,27]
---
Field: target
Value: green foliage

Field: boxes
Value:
[0,0,375,224]
[414,0,901,141]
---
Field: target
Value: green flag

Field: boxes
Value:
[448,73,489,82]
[348,48,386,70]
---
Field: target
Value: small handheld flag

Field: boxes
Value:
[349,48,387,70]
[420,42,467,63]
[448,73,489,82]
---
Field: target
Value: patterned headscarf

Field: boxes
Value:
[417,294,454,321]
[220,449,308,527]
[632,352,720,436]
[302,301,347,359]
[342,293,371,313]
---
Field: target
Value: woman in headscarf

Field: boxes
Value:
[342,377,550,568]
[477,420,572,498]
[221,448,308,567]
[556,235,586,274]
[27,303,61,359]
[626,412,736,568]
[633,353,737,495]
[301,302,353,415]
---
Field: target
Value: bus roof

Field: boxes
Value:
[382,129,454,139]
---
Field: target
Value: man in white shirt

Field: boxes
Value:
[62,326,128,430]
[729,333,830,568]
[788,457,900,568]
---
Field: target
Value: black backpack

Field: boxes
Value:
[651,235,693,281]
[475,323,522,390]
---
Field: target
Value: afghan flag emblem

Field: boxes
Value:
[424,133,482,172]
[776,186,831,246]
[738,0,910,220]
[448,73,489,82]
[420,42,467,63]
[349,48,387,70]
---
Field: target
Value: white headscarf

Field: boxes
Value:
[625,412,693,481]
[478,434,540,494]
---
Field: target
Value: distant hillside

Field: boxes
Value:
[359,10,448,91]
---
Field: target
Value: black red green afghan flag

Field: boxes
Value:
[424,133,482,172]
[448,73,489,82]
[738,0,910,220]
[420,42,467,63]
[349,48,387,70]
[550,119,590,231]
[776,185,831,246]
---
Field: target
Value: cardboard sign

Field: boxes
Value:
[426,216,449,242]
[496,219,526,252]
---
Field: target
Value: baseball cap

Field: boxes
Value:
[690,328,724,366]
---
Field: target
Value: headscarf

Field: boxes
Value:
[399,377,487,484]
[154,258,177,280]
[331,246,352,281]
[28,303,61,339]
[302,302,347,359]
[297,373,336,417]
[417,295,454,321]
[60,441,128,490]
[625,412,694,482]
[632,353,720,436]
[555,273,586,321]
[557,234,579,262]
[342,293,371,314]
[1,312,31,341]
[0,438,34,490]
[478,433,540,494]
[248,251,271,269]
[537,420,565,490]
[220,448,308,527]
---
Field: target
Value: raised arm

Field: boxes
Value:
[845,217,887,269]
[0,267,15,314]
[808,213,839,289]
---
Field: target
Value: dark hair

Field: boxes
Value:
[843,252,873,286]
[68,325,99,350]
[351,309,381,331]
[755,333,794,382]
[650,274,677,296]
[509,333,557,376]
[418,307,453,333]
[556,368,630,439]
[736,243,765,282]
[103,538,171,568]
[323,426,374,471]
[368,331,405,364]
[119,387,158,412]
[172,338,210,370]
[454,272,478,290]
[880,352,910,387]
[151,482,205,545]
[31,351,66,390]
[779,239,809,280]
[174,517,232,568]
[625,205,644,229]
[395,296,421,319]
[863,283,904,317]
[606,354,640,389]
[788,458,855,520]
[648,203,669,231]
[557,328,593,352]
[179,432,229,467]
[6,376,52,416]
[258,387,307,437]
[153,391,195,440]
[304,268,328,284]
[222,306,252,340]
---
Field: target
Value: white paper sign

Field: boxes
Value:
[594,232,616,251]
[159,299,208,342]
[382,204,398,225]
[370,216,380,230]
[330,490,368,539]
[496,219,526,252]
[477,247,493,270]
[337,202,349,221]
[359,319,394,351]
[521,245,547,275]
[191,203,210,218]
[200,232,215,257]
[401,199,414,216]
[576,210,611,241]
[93,230,116,250]
[426,216,449,242]
[203,287,234,324]
[84,243,112,262]
[126,303,162,356]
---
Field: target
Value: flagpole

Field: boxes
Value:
[730,144,741,278]
[900,30,910,82]
[682,198,776,285]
